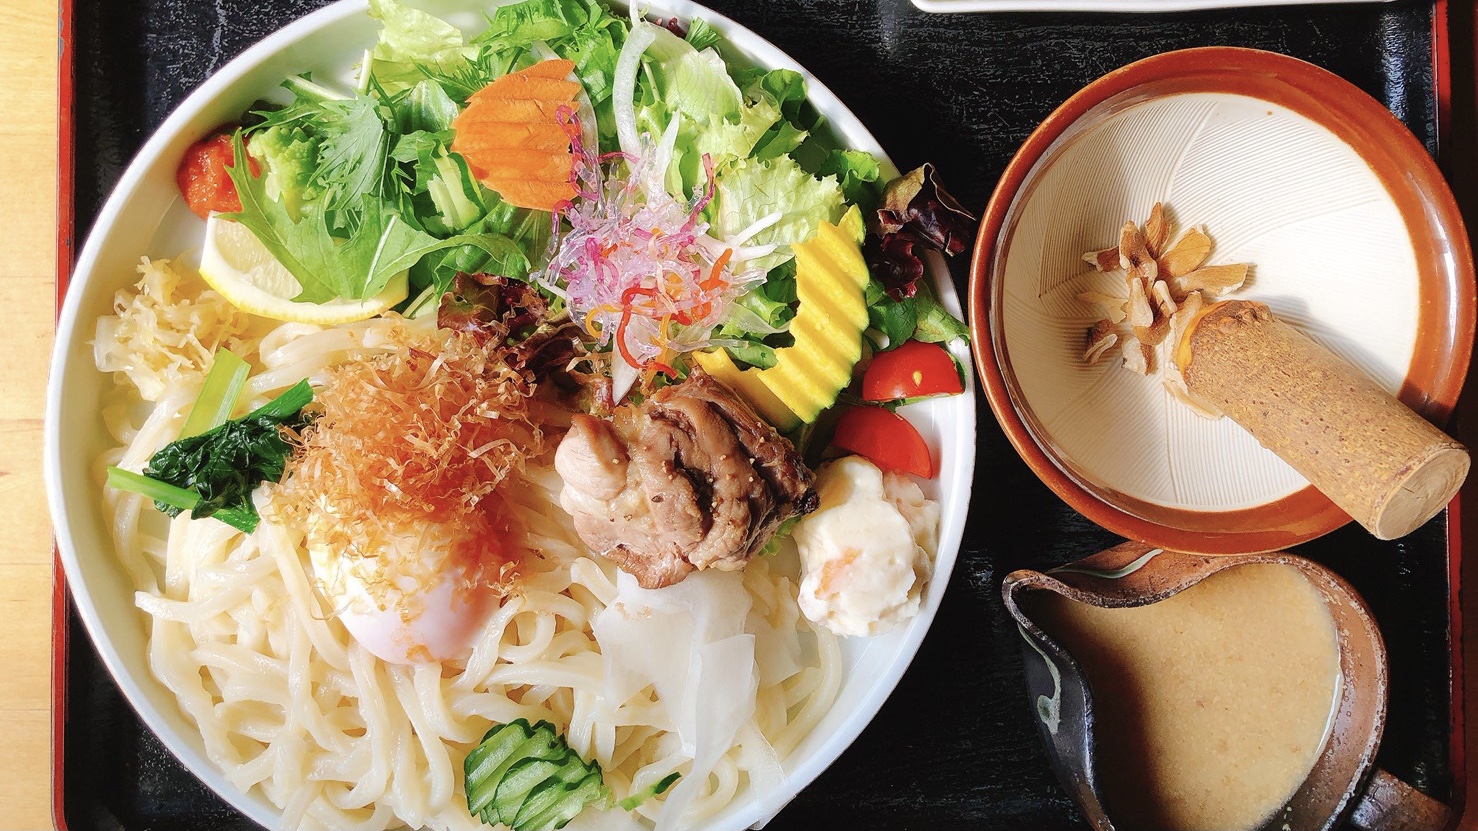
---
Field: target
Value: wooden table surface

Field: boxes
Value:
[3,0,63,827]
[5,2,1478,831]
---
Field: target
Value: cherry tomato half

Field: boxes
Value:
[176,131,258,219]
[830,406,935,478]
[862,339,964,402]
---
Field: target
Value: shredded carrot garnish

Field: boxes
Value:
[615,304,639,369]
[703,248,734,291]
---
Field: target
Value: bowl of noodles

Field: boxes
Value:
[46,1,976,829]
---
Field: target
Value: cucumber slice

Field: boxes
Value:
[466,721,536,818]
[520,770,608,830]
[495,757,566,825]
[508,756,597,828]
[466,720,564,820]
[617,771,681,811]
[464,720,614,830]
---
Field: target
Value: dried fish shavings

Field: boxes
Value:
[273,325,547,595]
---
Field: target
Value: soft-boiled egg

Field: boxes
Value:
[307,516,496,665]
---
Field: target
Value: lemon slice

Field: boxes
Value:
[199,212,408,324]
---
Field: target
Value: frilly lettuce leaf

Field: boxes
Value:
[366,0,476,94]
[818,149,884,214]
[689,94,780,169]
[877,162,976,256]
[643,25,744,127]
[635,27,830,195]
[736,68,818,160]
[474,0,626,106]
[710,154,845,272]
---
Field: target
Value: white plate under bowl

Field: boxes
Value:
[44,2,976,829]
[971,47,1472,553]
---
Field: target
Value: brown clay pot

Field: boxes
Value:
[1002,541,1451,831]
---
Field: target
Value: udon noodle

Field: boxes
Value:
[95,258,842,830]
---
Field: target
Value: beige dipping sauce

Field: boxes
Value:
[1030,563,1340,831]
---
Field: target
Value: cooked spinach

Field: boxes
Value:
[133,380,313,533]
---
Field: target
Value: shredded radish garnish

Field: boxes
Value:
[539,111,767,389]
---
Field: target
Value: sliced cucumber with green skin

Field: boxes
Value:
[515,769,607,830]
[504,756,592,825]
[466,722,531,818]
[495,758,572,825]
[466,720,565,822]
[465,719,681,830]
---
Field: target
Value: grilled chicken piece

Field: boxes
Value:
[554,369,818,588]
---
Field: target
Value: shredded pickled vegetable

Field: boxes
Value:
[539,113,769,391]
[271,320,547,596]
[95,257,255,402]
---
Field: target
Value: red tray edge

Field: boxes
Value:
[53,0,77,823]
[44,2,1470,830]
[1434,0,1471,825]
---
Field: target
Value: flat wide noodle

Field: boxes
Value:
[95,278,842,830]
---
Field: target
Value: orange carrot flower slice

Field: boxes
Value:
[451,59,581,211]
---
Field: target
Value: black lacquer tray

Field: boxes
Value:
[55,1,1467,829]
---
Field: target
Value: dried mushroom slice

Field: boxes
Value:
[1157,226,1212,279]
[1085,319,1119,364]
[1134,314,1170,347]
[1144,202,1170,258]
[1167,289,1206,350]
[1134,281,1171,346]
[1174,262,1248,297]
[1073,203,1250,401]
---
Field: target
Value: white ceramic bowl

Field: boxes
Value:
[971,47,1472,553]
[45,2,976,828]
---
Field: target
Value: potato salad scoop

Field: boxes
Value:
[1177,299,1469,540]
